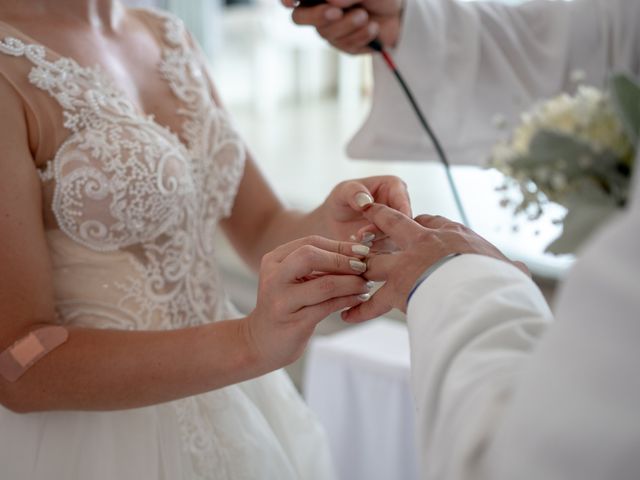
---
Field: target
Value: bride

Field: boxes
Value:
[0,1,411,479]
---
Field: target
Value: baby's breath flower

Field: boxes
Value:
[490,76,635,254]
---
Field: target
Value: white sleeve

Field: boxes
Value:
[348,0,640,164]
[406,254,553,479]
[407,170,640,480]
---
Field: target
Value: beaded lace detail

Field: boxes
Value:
[0,11,245,329]
[0,11,246,479]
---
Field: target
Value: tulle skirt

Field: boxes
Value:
[0,369,336,480]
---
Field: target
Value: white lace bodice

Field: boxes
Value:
[0,13,339,480]
[0,9,246,331]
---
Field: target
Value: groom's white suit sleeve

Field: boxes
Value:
[356,2,640,477]
[406,173,640,479]
[348,0,640,164]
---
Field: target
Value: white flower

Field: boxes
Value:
[497,86,633,159]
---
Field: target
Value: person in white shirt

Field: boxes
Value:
[339,165,639,479]
[286,0,640,164]
[286,0,640,477]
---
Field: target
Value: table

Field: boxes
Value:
[304,319,420,480]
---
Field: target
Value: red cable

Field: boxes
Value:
[380,49,397,71]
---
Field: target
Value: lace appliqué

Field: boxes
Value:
[0,15,246,324]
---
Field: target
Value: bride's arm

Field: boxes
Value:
[217,121,411,269]
[220,153,323,270]
[0,77,370,413]
[184,31,411,270]
[221,154,411,270]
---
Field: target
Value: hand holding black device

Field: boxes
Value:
[293,0,469,226]
[295,0,384,51]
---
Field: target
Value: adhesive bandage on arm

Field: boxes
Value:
[0,326,68,382]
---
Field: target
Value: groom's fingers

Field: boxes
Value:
[341,284,395,323]
[361,253,395,282]
[362,204,426,250]
[385,179,413,218]
[414,214,454,229]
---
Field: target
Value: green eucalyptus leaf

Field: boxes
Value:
[610,73,640,145]
[529,130,597,161]
[513,131,611,175]
[546,200,618,255]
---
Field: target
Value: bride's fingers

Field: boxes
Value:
[336,181,375,212]
[281,245,368,281]
[354,226,398,252]
[341,284,395,323]
[355,224,385,245]
[267,235,369,264]
[290,275,371,311]
[298,293,368,329]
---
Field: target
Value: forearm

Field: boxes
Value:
[225,194,330,271]
[245,207,329,269]
[222,155,333,270]
[0,318,264,413]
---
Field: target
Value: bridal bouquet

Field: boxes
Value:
[490,74,638,254]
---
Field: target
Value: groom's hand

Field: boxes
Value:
[341,204,530,322]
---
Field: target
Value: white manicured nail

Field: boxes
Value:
[361,232,375,243]
[358,293,371,302]
[349,259,367,273]
[325,7,342,21]
[366,281,375,290]
[352,10,368,26]
[352,244,370,256]
[355,192,374,208]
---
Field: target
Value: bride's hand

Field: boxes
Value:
[320,175,411,248]
[242,235,372,370]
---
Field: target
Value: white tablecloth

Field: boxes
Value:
[304,319,420,480]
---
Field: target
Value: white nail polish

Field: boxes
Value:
[361,241,373,248]
[355,192,374,208]
[366,281,375,290]
[358,293,371,302]
[361,232,375,243]
[352,244,370,256]
[349,259,367,273]
[352,10,368,26]
[325,7,342,21]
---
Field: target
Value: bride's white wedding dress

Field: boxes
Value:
[0,9,335,480]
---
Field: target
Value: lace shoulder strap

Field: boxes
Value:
[129,7,188,50]
[0,21,48,69]
[0,26,122,127]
